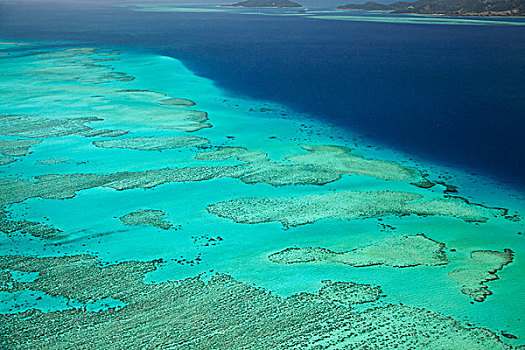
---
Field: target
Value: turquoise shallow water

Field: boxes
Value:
[0,40,524,348]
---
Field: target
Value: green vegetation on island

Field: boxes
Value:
[228,0,302,8]
[337,0,525,16]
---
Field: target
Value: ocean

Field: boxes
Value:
[0,1,524,348]
[1,1,525,188]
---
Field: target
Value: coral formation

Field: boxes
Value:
[158,97,196,107]
[268,234,448,267]
[0,208,63,239]
[0,139,42,157]
[318,280,384,305]
[119,209,174,230]
[0,166,245,206]
[195,145,434,186]
[35,158,72,165]
[0,115,128,138]
[449,249,514,302]
[0,254,511,349]
[93,136,209,151]
[0,157,15,166]
[157,110,212,132]
[207,190,495,227]
[287,145,420,181]
[116,90,195,107]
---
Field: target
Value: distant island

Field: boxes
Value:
[227,0,302,8]
[337,0,525,16]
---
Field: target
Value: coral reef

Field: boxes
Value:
[0,254,511,349]
[159,97,196,107]
[449,249,514,302]
[0,208,63,239]
[195,145,434,186]
[207,190,495,227]
[287,145,421,181]
[0,139,42,157]
[0,157,15,166]
[116,90,195,107]
[0,115,128,138]
[119,209,174,230]
[0,166,245,206]
[93,136,209,151]
[157,110,212,132]
[35,158,72,165]
[268,234,448,267]
[116,89,167,99]
[318,280,384,305]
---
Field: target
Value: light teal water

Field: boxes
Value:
[0,40,523,347]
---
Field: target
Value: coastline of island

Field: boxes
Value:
[225,0,302,8]
[336,0,525,17]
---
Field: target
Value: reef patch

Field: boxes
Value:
[268,234,448,267]
[156,110,212,132]
[0,157,15,166]
[0,139,42,157]
[207,190,495,227]
[0,208,63,240]
[0,115,128,139]
[119,209,174,230]
[196,145,434,186]
[449,249,514,302]
[0,254,511,349]
[318,280,384,305]
[35,158,73,166]
[116,90,195,107]
[158,97,196,107]
[0,166,245,206]
[93,136,209,151]
[287,145,425,182]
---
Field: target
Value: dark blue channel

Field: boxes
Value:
[1,1,524,188]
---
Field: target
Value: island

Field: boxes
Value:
[337,1,396,11]
[227,0,302,8]
[337,0,525,16]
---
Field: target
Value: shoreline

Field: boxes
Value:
[335,8,525,18]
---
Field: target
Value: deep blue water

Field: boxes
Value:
[1,1,524,188]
